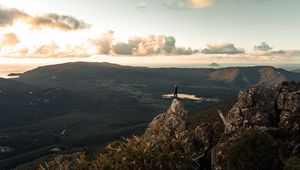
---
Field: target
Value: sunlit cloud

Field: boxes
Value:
[0,6,90,31]
[90,32,198,56]
[188,0,214,8]
[0,32,20,46]
[25,13,91,31]
[113,43,133,55]
[6,42,89,58]
[163,0,214,9]
[90,30,114,54]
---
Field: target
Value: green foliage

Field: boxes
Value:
[40,133,195,170]
[222,129,282,170]
[284,156,300,170]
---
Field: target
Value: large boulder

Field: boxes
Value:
[277,91,300,134]
[220,86,280,133]
[213,84,300,170]
[143,99,214,169]
[144,99,187,143]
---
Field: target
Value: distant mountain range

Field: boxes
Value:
[293,69,300,73]
[0,62,300,169]
[17,62,300,94]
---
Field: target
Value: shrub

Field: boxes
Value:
[284,156,300,170]
[39,133,196,170]
[222,129,282,170]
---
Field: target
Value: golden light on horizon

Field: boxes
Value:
[0,1,299,66]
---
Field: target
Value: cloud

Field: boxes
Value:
[91,33,197,56]
[163,0,213,9]
[202,43,245,54]
[127,35,195,56]
[0,6,90,31]
[173,47,198,55]
[32,43,60,57]
[12,42,89,58]
[254,42,273,52]
[90,30,114,54]
[129,35,175,55]
[113,43,133,55]
[188,0,214,8]
[26,13,91,31]
[0,6,28,26]
[132,2,148,11]
[0,33,20,46]
[163,36,176,53]
[266,50,300,57]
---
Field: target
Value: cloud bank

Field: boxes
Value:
[0,6,90,31]
[91,32,198,56]
[14,42,89,58]
[202,43,245,54]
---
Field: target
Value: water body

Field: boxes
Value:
[162,93,219,102]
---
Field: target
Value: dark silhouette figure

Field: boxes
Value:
[174,85,178,98]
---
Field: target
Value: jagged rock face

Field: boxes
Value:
[277,91,300,134]
[144,99,214,169]
[223,86,280,132]
[221,85,300,134]
[194,123,214,151]
[212,85,300,170]
[144,99,187,142]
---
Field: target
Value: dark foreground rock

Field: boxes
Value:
[213,83,300,170]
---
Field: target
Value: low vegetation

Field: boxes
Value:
[221,129,282,170]
[284,156,300,170]
[39,133,195,170]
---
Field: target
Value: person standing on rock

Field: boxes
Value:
[174,85,178,98]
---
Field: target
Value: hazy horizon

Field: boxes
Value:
[0,0,299,67]
[1,57,299,78]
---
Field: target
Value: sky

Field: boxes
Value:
[0,0,299,70]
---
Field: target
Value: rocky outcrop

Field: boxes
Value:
[278,91,300,134]
[144,99,215,169]
[144,99,188,142]
[143,84,300,170]
[194,123,214,152]
[213,84,300,170]
[218,85,299,134]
